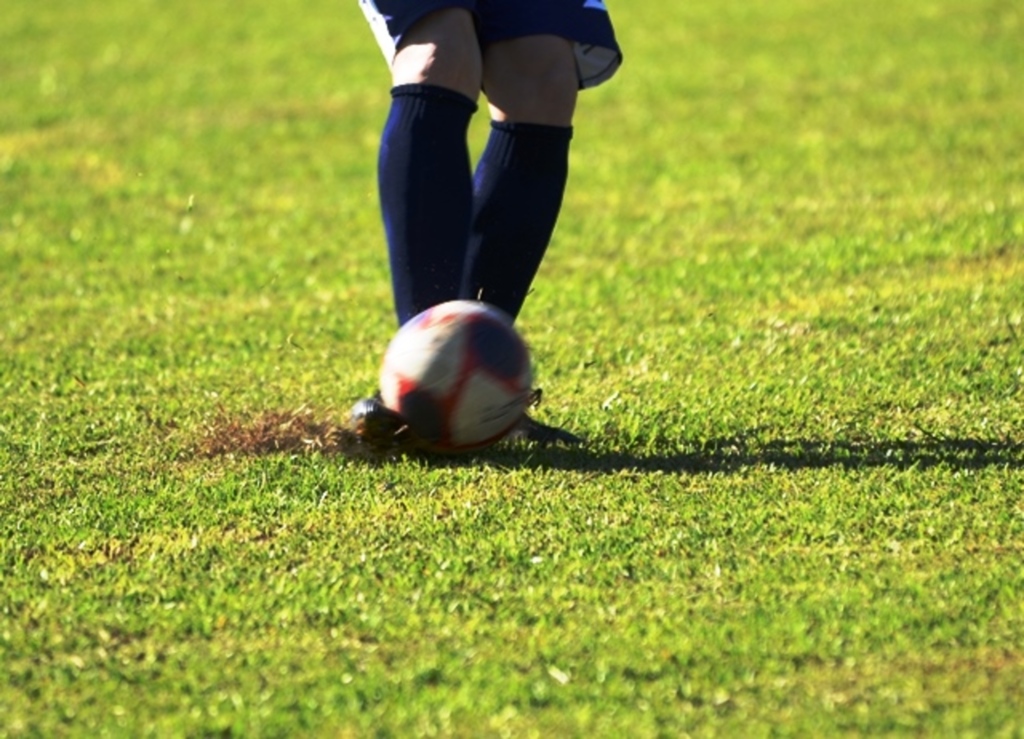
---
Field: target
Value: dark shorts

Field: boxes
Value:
[358,0,622,88]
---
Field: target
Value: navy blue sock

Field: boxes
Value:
[378,84,477,325]
[461,121,573,319]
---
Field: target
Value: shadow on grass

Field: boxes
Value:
[196,409,1023,473]
[502,435,1024,474]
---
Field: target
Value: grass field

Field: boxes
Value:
[2,0,1023,735]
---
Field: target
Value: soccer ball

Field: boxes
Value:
[379,300,533,452]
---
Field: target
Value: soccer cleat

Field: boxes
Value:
[349,395,421,453]
[506,413,585,446]
[505,388,584,446]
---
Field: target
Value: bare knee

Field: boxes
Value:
[483,36,579,126]
[391,9,482,101]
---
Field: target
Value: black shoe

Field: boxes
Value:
[506,413,585,446]
[349,395,417,452]
[505,388,584,446]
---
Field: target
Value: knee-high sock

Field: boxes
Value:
[461,121,573,320]
[378,84,477,325]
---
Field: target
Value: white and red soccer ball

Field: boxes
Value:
[379,300,533,452]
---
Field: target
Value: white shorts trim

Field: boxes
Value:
[359,0,398,63]
[575,43,620,89]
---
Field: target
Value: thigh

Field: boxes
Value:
[359,1,483,97]
[391,8,482,97]
[482,35,578,125]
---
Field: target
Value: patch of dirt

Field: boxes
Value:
[197,407,363,458]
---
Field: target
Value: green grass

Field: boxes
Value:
[2,0,1023,735]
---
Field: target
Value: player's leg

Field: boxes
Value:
[457,0,621,320]
[371,5,483,324]
[459,35,577,319]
